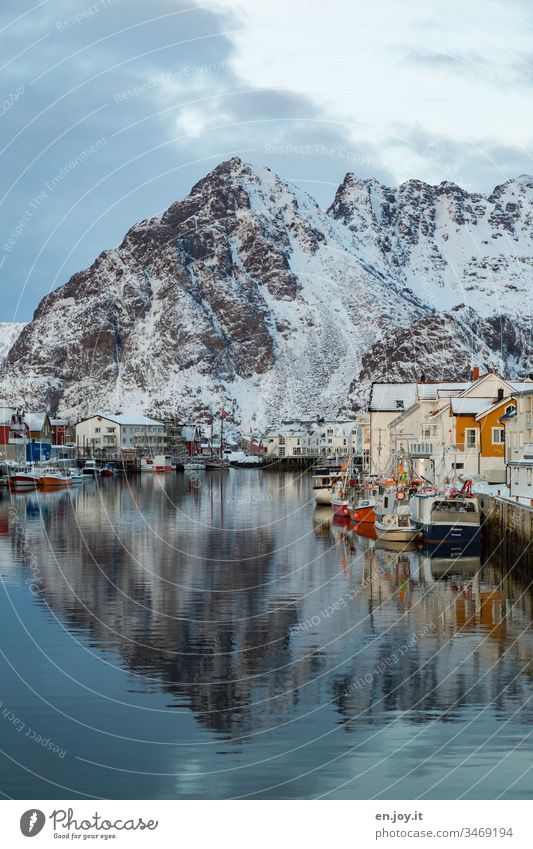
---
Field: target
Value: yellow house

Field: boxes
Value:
[449,396,515,482]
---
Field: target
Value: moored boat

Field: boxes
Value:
[154,454,174,473]
[99,465,114,478]
[140,457,156,472]
[183,460,206,470]
[312,463,342,505]
[9,468,41,491]
[374,482,418,545]
[39,468,72,488]
[82,460,99,477]
[410,480,482,556]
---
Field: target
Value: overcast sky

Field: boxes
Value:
[1,0,532,321]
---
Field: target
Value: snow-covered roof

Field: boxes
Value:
[369,383,417,412]
[26,412,49,431]
[511,382,533,394]
[451,397,493,415]
[475,397,516,420]
[50,418,68,426]
[417,382,470,400]
[93,413,164,427]
[181,425,200,440]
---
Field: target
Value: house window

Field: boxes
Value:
[492,428,505,444]
[278,447,285,457]
[465,428,477,448]
[452,463,464,470]
[505,405,514,415]
[94,427,101,433]
[106,427,115,433]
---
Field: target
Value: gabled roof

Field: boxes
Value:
[26,412,50,431]
[100,413,163,426]
[475,397,515,421]
[511,382,533,395]
[451,397,493,416]
[369,383,417,412]
[417,382,469,400]
[458,372,514,398]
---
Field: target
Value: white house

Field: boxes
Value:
[75,413,167,455]
[505,388,533,500]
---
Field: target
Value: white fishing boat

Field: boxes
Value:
[140,456,156,472]
[154,454,173,473]
[68,468,83,484]
[374,483,418,544]
[312,463,342,505]
[9,466,42,491]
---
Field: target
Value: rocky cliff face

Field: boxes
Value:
[0,323,25,369]
[1,159,531,425]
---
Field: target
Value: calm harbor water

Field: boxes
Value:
[0,470,532,800]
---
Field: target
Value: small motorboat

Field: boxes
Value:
[204,456,230,470]
[99,465,114,478]
[183,460,206,470]
[82,460,99,477]
[140,457,156,472]
[68,468,83,485]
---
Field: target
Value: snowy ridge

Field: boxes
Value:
[0,323,26,367]
[0,158,531,425]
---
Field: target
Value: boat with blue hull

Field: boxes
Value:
[410,484,482,556]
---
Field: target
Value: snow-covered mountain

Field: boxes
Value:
[1,158,531,424]
[0,322,25,368]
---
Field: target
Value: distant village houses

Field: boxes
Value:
[265,418,370,468]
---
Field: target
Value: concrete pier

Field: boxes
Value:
[479,494,533,566]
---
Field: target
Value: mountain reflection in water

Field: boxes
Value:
[0,471,532,800]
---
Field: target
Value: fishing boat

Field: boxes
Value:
[410,480,482,555]
[140,457,156,472]
[68,468,83,485]
[154,454,174,473]
[9,467,42,491]
[349,481,378,525]
[99,464,114,478]
[39,468,72,488]
[374,484,418,545]
[330,460,359,519]
[312,463,342,505]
